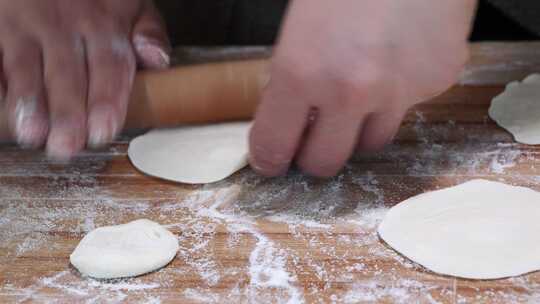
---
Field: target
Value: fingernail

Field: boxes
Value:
[16,118,47,149]
[46,132,77,161]
[133,35,170,69]
[248,154,289,177]
[14,97,47,148]
[87,111,118,149]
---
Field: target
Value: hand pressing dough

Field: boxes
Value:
[128,122,251,184]
[489,74,540,144]
[70,219,179,279]
[378,179,540,279]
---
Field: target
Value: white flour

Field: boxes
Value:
[2,108,540,303]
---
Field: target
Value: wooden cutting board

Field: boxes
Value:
[1,43,540,303]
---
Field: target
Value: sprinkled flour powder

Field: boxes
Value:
[2,107,540,303]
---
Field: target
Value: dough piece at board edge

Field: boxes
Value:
[378,179,540,280]
[128,122,251,184]
[489,73,540,145]
[70,219,179,279]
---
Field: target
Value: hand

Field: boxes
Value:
[250,0,477,177]
[0,0,170,159]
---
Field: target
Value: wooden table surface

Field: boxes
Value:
[2,43,540,304]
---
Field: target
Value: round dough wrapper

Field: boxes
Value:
[128,122,251,184]
[378,179,540,279]
[70,219,179,279]
[489,74,540,145]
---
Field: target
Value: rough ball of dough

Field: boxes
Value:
[70,219,179,279]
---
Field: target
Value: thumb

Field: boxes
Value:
[132,1,172,70]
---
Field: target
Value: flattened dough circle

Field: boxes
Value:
[70,219,179,279]
[128,122,251,184]
[378,179,540,279]
[489,74,540,145]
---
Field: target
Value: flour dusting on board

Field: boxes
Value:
[174,170,444,303]
[400,110,529,180]
[3,108,540,303]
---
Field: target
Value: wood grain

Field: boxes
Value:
[1,43,540,303]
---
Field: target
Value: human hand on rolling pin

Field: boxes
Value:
[250,0,477,177]
[0,0,170,159]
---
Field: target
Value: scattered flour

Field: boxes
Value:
[2,107,540,303]
[12,271,161,303]
[180,185,304,304]
[406,111,525,178]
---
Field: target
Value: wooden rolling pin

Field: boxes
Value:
[0,59,269,141]
[126,59,269,128]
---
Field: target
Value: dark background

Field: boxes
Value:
[154,0,539,46]
[471,1,537,41]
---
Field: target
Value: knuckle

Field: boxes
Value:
[44,36,84,63]
[271,54,388,112]
[83,16,134,67]
[96,37,131,59]
[95,38,136,74]
[79,13,115,35]
[328,61,387,111]
[271,59,311,91]
[88,44,135,103]
[338,62,385,95]
[44,59,84,88]
[3,40,39,71]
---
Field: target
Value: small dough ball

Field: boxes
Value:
[378,179,540,279]
[489,74,540,145]
[128,122,251,184]
[70,219,179,279]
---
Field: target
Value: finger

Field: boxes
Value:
[85,34,136,148]
[2,39,48,148]
[0,51,5,103]
[356,110,406,152]
[132,0,171,70]
[249,78,310,177]
[43,36,88,160]
[296,109,362,178]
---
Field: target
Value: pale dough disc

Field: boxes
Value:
[378,179,540,279]
[489,74,540,144]
[128,122,251,184]
[70,219,179,279]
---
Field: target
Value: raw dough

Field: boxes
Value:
[70,219,179,279]
[128,122,251,184]
[378,179,540,279]
[489,74,540,144]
